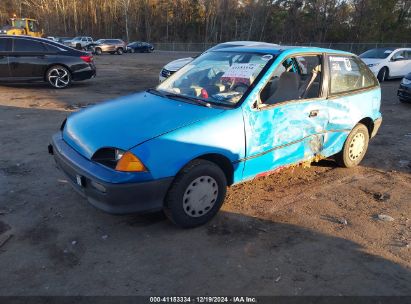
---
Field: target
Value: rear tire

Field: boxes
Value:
[117,48,123,55]
[46,65,71,89]
[377,67,388,82]
[164,159,227,228]
[336,124,369,168]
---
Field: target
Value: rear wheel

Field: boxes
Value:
[46,65,71,89]
[117,48,123,55]
[377,67,388,82]
[164,159,227,228]
[336,123,369,168]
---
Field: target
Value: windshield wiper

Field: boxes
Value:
[146,88,166,97]
[165,93,211,108]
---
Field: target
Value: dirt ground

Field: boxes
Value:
[0,52,410,296]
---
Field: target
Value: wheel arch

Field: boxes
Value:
[184,153,235,186]
[357,117,374,137]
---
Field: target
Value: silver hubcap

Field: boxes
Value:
[183,176,218,218]
[48,68,69,88]
[349,133,365,161]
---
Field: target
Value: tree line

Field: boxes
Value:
[0,0,410,43]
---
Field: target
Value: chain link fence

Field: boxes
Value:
[153,42,411,54]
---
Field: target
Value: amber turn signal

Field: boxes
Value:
[115,152,147,172]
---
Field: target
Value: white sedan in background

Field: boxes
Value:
[360,48,411,82]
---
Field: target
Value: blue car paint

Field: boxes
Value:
[63,92,225,159]
[131,108,245,182]
[59,46,381,189]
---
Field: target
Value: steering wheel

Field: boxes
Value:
[232,83,249,94]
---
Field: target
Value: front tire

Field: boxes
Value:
[95,47,102,55]
[336,123,369,168]
[164,159,227,228]
[46,65,71,89]
[377,67,388,82]
[117,48,123,55]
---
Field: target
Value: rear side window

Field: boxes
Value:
[44,43,65,53]
[329,56,377,95]
[0,38,10,52]
[13,39,46,52]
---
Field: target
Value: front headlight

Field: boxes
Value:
[92,148,147,172]
[402,78,411,85]
[367,63,380,68]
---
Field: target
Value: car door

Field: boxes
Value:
[324,55,380,157]
[389,50,408,77]
[9,38,49,79]
[0,37,11,78]
[242,54,329,179]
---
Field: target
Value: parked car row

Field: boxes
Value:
[54,36,154,55]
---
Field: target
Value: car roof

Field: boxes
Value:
[213,43,353,56]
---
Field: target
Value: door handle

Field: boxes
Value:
[309,110,319,118]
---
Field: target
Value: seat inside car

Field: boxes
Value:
[265,72,300,104]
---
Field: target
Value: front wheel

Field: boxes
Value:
[117,48,123,55]
[46,65,71,89]
[164,159,227,228]
[336,123,369,168]
[95,47,102,55]
[377,67,388,82]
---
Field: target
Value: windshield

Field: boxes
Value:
[96,39,105,44]
[360,48,394,59]
[157,51,272,105]
[11,19,25,28]
[72,37,82,41]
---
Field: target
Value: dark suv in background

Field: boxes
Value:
[126,41,154,53]
[0,35,96,88]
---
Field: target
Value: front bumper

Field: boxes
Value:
[398,84,411,101]
[50,133,173,214]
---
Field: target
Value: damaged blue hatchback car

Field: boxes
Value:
[50,44,382,228]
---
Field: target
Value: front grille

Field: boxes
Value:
[161,68,175,78]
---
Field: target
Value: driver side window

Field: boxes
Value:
[260,55,323,105]
[392,51,406,61]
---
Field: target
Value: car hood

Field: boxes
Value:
[164,57,193,72]
[63,92,225,159]
[361,58,384,65]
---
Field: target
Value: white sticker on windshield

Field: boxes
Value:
[261,54,273,61]
[330,56,346,62]
[344,58,352,71]
[221,63,260,80]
